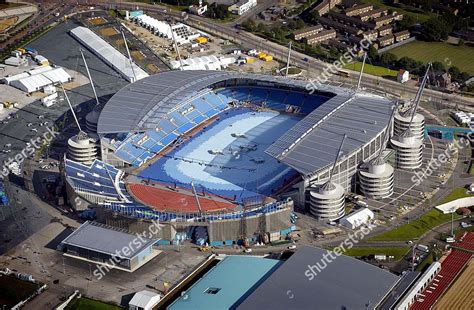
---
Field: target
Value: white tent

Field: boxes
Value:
[129,290,161,310]
[340,207,374,229]
[9,67,71,93]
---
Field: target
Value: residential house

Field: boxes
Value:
[394,30,410,42]
[345,3,373,17]
[397,69,410,83]
[291,25,324,41]
[304,29,337,45]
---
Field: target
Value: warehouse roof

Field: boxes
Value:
[61,221,157,259]
[70,26,149,83]
[168,256,280,310]
[237,246,400,310]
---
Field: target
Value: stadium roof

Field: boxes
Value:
[61,221,157,259]
[70,26,149,83]
[168,256,280,310]
[236,246,400,310]
[98,71,393,175]
[266,92,393,176]
[97,70,342,134]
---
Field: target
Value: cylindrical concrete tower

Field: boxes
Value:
[309,181,345,221]
[394,110,425,140]
[390,130,423,170]
[359,157,394,199]
[68,131,98,165]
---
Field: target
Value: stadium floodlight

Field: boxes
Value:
[170,26,184,71]
[79,48,100,106]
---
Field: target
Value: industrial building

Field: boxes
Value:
[166,256,280,309]
[129,290,161,310]
[228,0,257,15]
[2,65,72,94]
[60,221,160,272]
[236,246,400,309]
[69,26,149,83]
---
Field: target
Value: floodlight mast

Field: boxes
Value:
[121,30,137,82]
[328,134,347,183]
[79,48,100,106]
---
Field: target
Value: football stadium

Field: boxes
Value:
[64,70,393,246]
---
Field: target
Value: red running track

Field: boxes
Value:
[128,183,237,213]
[410,233,474,310]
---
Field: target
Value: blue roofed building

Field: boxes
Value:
[167,256,280,310]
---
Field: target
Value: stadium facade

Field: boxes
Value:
[64,70,394,244]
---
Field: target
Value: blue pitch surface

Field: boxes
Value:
[139,108,301,201]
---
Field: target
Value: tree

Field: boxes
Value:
[432,61,445,72]
[306,11,320,24]
[397,56,418,71]
[368,46,378,62]
[242,19,256,32]
[421,18,450,41]
[256,22,267,33]
[448,66,461,81]
[464,82,474,93]
[295,19,305,30]
[380,53,397,67]
[206,3,230,20]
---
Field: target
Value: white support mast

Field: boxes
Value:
[121,30,137,82]
[61,84,82,132]
[356,52,367,91]
[285,41,292,77]
[191,181,202,215]
[80,48,100,106]
[170,25,184,71]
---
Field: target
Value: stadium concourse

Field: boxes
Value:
[64,70,393,245]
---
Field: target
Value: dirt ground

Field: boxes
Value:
[98,27,118,37]
[87,16,107,26]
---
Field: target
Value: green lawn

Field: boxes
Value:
[65,297,122,310]
[368,209,461,241]
[389,41,474,75]
[440,187,473,204]
[342,247,410,260]
[344,61,398,77]
[360,0,434,22]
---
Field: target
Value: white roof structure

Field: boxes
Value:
[133,14,199,45]
[170,55,235,71]
[70,26,149,83]
[6,66,71,93]
[129,290,161,310]
[340,207,374,229]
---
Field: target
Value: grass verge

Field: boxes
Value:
[342,247,410,260]
[65,297,122,310]
[368,209,462,241]
[344,61,398,77]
